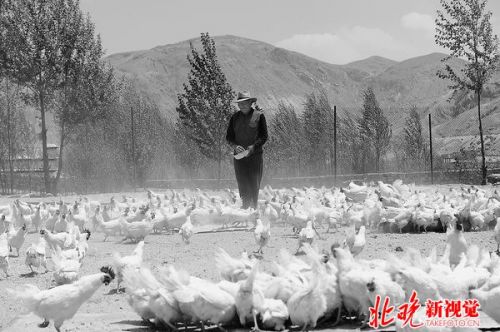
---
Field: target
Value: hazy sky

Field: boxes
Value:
[80,0,500,65]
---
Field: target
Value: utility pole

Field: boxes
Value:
[429,113,434,185]
[131,106,136,191]
[333,105,337,186]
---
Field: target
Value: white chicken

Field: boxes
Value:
[494,217,500,253]
[8,223,28,256]
[296,220,321,254]
[113,240,145,292]
[0,214,8,233]
[215,248,257,282]
[412,205,437,232]
[14,199,33,215]
[31,205,44,232]
[287,205,310,232]
[40,228,77,252]
[286,261,327,331]
[179,216,194,244]
[252,288,289,331]
[254,217,270,255]
[163,205,195,231]
[301,244,342,323]
[120,219,153,243]
[366,274,405,315]
[25,238,49,273]
[343,204,365,228]
[0,231,9,277]
[470,285,500,324]
[333,247,373,326]
[161,265,236,329]
[219,205,259,228]
[45,210,60,232]
[96,215,124,241]
[446,222,467,267]
[262,201,280,225]
[76,229,91,263]
[123,266,182,328]
[10,266,114,332]
[52,246,82,285]
[343,225,366,257]
[342,182,369,202]
[66,209,88,232]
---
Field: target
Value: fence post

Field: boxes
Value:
[334,105,337,186]
[429,113,434,184]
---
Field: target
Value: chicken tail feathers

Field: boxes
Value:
[112,251,123,267]
[122,266,151,293]
[252,287,265,311]
[51,246,63,269]
[8,284,41,314]
[132,241,145,260]
[214,247,240,280]
[158,265,190,292]
[301,243,322,266]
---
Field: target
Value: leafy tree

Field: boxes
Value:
[302,90,333,175]
[172,122,204,179]
[0,0,107,193]
[359,88,392,172]
[338,112,365,174]
[52,5,110,192]
[435,0,500,184]
[0,79,36,193]
[176,33,235,182]
[400,106,429,170]
[120,82,167,187]
[267,101,304,177]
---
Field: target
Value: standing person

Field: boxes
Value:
[226,91,268,209]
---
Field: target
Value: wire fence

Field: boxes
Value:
[1,166,498,196]
[144,167,500,191]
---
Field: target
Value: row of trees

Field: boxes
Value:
[0,79,37,193]
[265,89,430,178]
[0,0,114,193]
[0,0,184,194]
[172,33,425,180]
[175,0,500,185]
[173,31,431,179]
[0,0,497,193]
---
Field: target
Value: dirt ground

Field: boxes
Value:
[1,186,499,332]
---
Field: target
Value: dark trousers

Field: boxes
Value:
[234,152,263,209]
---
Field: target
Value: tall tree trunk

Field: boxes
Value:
[39,90,51,194]
[28,158,32,193]
[217,135,222,188]
[376,148,380,173]
[477,91,487,185]
[85,122,90,194]
[329,143,334,176]
[6,80,13,194]
[297,155,301,177]
[217,147,221,188]
[53,120,65,194]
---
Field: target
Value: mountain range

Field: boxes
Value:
[82,35,500,156]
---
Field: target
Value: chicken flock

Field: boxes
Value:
[0,180,499,331]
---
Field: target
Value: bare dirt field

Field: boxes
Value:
[0,186,499,332]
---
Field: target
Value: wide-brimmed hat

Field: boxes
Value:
[235,91,257,103]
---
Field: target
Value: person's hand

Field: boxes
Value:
[247,145,255,154]
[234,145,245,154]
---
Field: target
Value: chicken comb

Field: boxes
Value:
[100,266,115,281]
